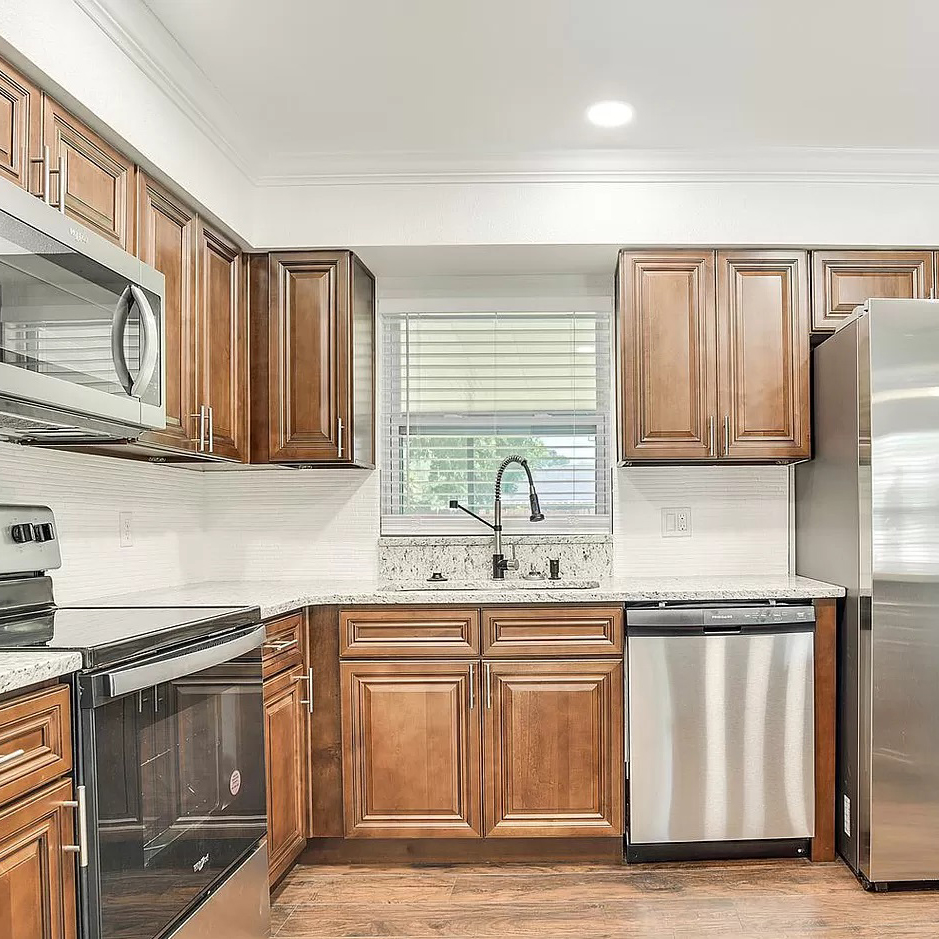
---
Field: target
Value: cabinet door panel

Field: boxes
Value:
[341,661,481,838]
[618,252,717,460]
[264,664,307,884]
[0,58,41,191]
[811,251,934,332]
[42,98,134,249]
[197,223,247,461]
[268,253,346,462]
[0,778,77,939]
[136,173,196,453]
[483,660,623,837]
[717,251,810,460]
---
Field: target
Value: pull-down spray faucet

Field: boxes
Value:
[449,455,545,579]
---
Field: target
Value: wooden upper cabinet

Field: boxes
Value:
[42,98,135,249]
[716,251,810,460]
[618,251,717,461]
[257,251,375,465]
[196,221,247,461]
[340,660,481,838]
[0,778,78,939]
[483,660,623,838]
[135,173,196,454]
[0,58,41,192]
[811,250,934,332]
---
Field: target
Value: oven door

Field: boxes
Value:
[78,625,266,939]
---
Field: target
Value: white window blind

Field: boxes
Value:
[381,309,612,534]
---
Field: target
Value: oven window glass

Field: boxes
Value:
[92,658,265,939]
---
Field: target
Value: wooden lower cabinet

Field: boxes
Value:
[483,660,624,837]
[263,664,307,884]
[340,661,481,838]
[0,776,77,939]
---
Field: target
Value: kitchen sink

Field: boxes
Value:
[381,579,601,591]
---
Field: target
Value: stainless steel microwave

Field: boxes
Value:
[0,175,165,442]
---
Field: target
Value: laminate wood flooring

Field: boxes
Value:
[271,858,939,938]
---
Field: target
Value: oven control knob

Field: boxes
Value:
[10,523,34,544]
[32,523,55,543]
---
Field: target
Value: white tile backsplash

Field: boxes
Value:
[1,443,792,598]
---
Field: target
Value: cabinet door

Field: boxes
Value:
[264,664,307,885]
[716,250,810,460]
[196,222,247,461]
[811,250,934,332]
[618,251,717,460]
[483,660,623,838]
[136,173,196,453]
[340,661,481,838]
[0,778,77,939]
[42,98,135,249]
[268,252,346,462]
[0,57,41,192]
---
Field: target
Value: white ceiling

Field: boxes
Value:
[140,0,939,179]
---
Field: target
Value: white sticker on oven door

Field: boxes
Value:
[230,769,242,797]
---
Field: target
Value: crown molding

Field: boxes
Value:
[72,0,258,180]
[256,147,939,187]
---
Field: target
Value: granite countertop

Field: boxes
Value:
[86,575,845,621]
[0,651,83,695]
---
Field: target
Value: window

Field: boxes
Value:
[381,308,612,533]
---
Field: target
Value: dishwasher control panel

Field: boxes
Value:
[626,603,816,630]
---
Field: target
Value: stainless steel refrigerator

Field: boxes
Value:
[796,297,939,887]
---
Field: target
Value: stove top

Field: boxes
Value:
[0,605,262,669]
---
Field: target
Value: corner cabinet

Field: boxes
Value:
[250,251,376,466]
[617,249,810,462]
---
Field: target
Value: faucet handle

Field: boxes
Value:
[505,544,519,570]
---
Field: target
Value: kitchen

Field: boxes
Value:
[0,1,937,937]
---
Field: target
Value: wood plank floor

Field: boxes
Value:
[271,858,939,938]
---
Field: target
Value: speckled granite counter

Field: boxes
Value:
[86,575,844,621]
[0,651,82,695]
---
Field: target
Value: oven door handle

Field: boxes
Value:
[101,624,265,699]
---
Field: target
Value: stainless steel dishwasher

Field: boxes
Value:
[625,602,816,862]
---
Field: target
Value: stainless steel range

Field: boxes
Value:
[0,504,270,939]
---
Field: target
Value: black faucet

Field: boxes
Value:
[449,455,545,579]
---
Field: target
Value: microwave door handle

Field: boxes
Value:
[128,285,159,399]
[110,285,134,396]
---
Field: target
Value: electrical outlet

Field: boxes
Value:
[119,512,134,548]
[661,507,692,538]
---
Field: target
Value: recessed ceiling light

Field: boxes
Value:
[586,100,635,128]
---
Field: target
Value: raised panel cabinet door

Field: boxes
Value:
[0,778,78,939]
[618,251,718,461]
[136,173,197,453]
[811,251,934,332]
[483,660,624,838]
[264,664,307,885]
[197,222,247,461]
[268,252,347,462]
[340,661,482,838]
[42,98,135,249]
[0,58,41,191]
[716,250,811,460]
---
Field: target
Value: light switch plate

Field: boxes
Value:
[661,507,692,538]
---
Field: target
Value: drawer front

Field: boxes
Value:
[482,607,624,657]
[262,612,304,679]
[339,609,480,658]
[0,685,72,808]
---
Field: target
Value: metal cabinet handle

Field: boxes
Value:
[60,785,88,868]
[708,416,716,458]
[299,667,314,713]
[191,405,207,451]
[208,405,214,453]
[468,663,475,710]
[30,144,51,203]
[723,415,730,456]
[0,748,25,767]
[485,663,492,710]
[264,639,298,652]
[337,417,344,459]
[48,154,67,213]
